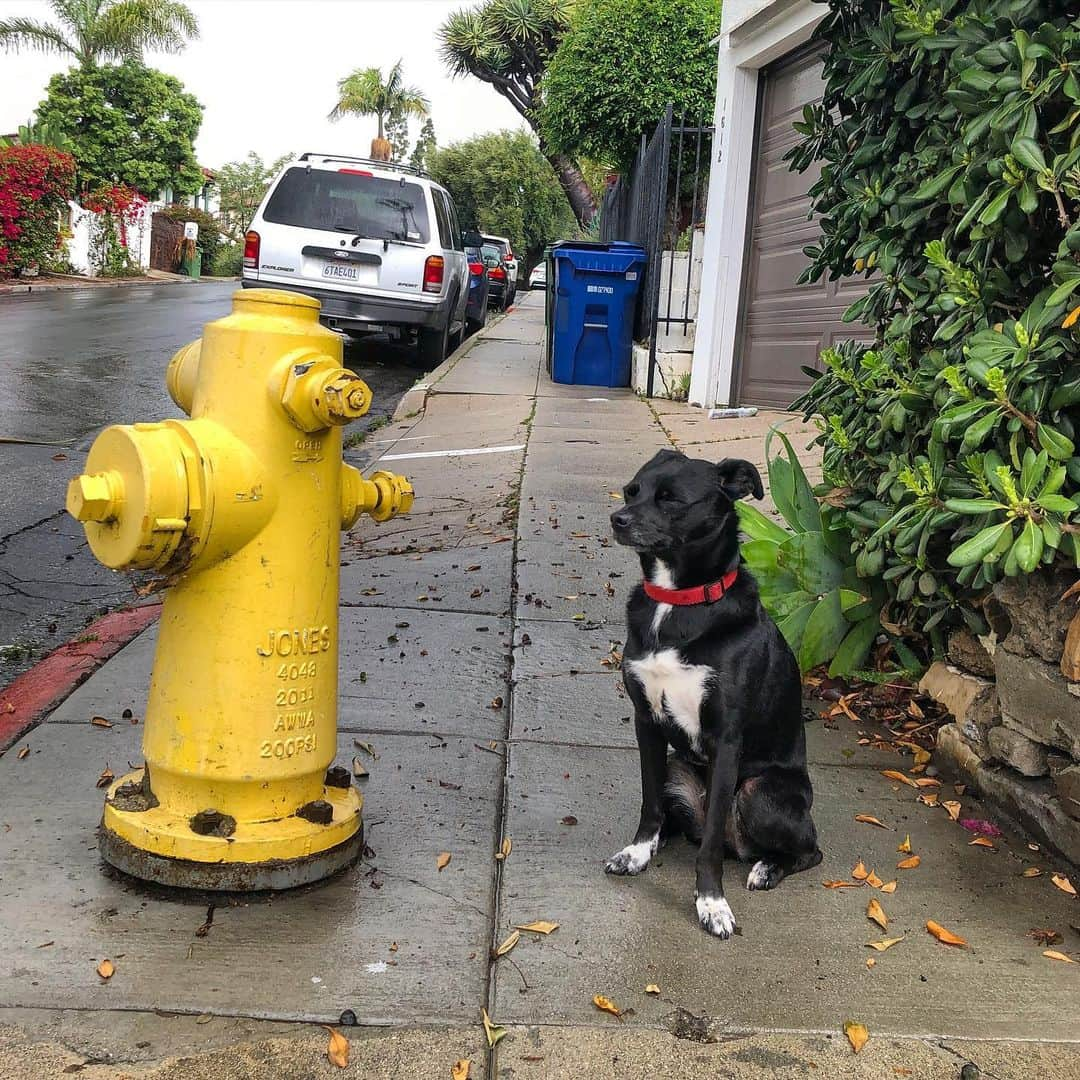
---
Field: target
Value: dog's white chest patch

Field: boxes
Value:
[626,648,713,746]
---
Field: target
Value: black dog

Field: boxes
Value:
[605,449,821,938]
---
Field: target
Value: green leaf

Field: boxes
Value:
[740,539,780,576]
[960,407,1002,451]
[947,522,1013,567]
[1010,135,1048,172]
[778,533,846,594]
[798,590,848,672]
[766,427,822,532]
[777,600,817,656]
[1013,517,1044,572]
[978,187,1012,225]
[1036,422,1074,461]
[943,498,1006,514]
[838,588,868,612]
[736,502,790,545]
[828,616,881,677]
[1036,493,1077,514]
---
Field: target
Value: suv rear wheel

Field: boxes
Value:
[418,320,449,365]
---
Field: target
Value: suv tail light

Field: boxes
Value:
[468,261,484,277]
[504,252,514,262]
[489,265,506,281]
[243,230,260,270]
[423,255,444,294]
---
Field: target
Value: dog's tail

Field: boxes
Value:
[663,754,706,843]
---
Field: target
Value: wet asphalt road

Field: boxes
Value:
[0,281,429,688]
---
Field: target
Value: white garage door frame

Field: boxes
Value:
[689,0,826,409]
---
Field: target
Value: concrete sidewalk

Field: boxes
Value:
[1,294,1078,1078]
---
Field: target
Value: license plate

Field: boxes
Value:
[322,262,360,281]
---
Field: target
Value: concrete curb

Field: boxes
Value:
[0,603,161,751]
[0,276,197,297]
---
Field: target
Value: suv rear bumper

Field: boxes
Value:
[241,277,451,334]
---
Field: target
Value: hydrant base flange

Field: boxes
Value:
[99,768,364,890]
[98,823,364,892]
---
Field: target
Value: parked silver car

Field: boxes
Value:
[242,153,469,364]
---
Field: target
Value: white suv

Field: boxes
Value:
[480,234,519,305]
[242,153,469,364]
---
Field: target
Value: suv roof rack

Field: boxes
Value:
[297,152,430,178]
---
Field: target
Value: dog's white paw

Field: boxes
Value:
[696,893,736,938]
[604,835,659,876]
[747,860,779,891]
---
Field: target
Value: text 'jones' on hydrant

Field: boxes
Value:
[66,288,413,891]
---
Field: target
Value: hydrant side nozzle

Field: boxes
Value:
[280,353,372,433]
[368,470,414,523]
[67,470,124,523]
[166,340,201,416]
[340,466,413,527]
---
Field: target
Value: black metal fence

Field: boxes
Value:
[599,107,714,396]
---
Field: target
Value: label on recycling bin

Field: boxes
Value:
[627,271,638,280]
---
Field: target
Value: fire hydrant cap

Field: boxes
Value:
[70,424,192,570]
[234,288,321,313]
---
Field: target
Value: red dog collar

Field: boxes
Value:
[643,569,738,606]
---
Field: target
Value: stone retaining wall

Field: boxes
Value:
[924,569,1080,865]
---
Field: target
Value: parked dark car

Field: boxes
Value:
[481,243,509,310]
[464,244,490,333]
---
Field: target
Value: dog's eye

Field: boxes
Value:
[625,483,640,498]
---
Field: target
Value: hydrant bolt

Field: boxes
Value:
[68,471,123,523]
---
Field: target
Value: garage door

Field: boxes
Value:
[734,46,869,408]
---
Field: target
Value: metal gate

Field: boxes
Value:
[599,107,714,395]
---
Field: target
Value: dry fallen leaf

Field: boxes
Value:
[867,898,888,930]
[516,920,559,935]
[866,937,904,952]
[852,860,869,881]
[644,984,661,995]
[495,930,520,957]
[17,745,29,760]
[1043,950,1076,964]
[324,1027,349,1069]
[1052,874,1077,897]
[866,957,876,969]
[592,994,623,1019]
[1029,928,1063,947]
[494,836,512,861]
[96,959,114,980]
[914,777,941,788]
[919,792,939,807]
[897,855,921,870]
[943,800,962,821]
[898,835,912,854]
[880,880,898,894]
[843,1020,869,1054]
[1023,867,1043,878]
[969,837,995,849]
[881,769,918,788]
[351,756,369,779]
[927,920,967,947]
[823,880,863,889]
[452,1060,471,1080]
[855,814,888,829]
[481,1007,507,1048]
[866,870,884,889]
[437,852,452,871]
[90,716,112,729]
[96,768,115,789]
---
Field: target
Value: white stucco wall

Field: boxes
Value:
[64,198,161,276]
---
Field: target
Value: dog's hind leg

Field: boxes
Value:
[662,754,706,843]
[736,769,822,891]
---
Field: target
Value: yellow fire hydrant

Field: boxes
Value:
[66,288,412,890]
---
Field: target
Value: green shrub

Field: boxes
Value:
[162,205,224,276]
[787,0,1080,644]
[209,242,242,277]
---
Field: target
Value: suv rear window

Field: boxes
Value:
[483,238,509,259]
[263,168,430,243]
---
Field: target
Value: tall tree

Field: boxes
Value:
[410,118,437,174]
[37,60,203,196]
[215,151,292,240]
[384,105,411,163]
[439,0,596,226]
[328,60,429,162]
[429,130,576,271]
[0,0,198,67]
[540,0,720,170]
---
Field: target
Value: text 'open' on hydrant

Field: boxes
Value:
[66,288,412,890]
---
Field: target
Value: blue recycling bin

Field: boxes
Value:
[550,241,647,387]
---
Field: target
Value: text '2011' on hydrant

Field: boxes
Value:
[66,288,412,890]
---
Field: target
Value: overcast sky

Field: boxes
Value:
[0,0,527,167]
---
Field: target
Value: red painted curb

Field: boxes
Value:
[0,604,161,752]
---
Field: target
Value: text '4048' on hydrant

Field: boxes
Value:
[66,288,413,890]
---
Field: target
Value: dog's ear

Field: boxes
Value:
[716,459,764,501]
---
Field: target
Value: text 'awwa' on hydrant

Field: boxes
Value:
[66,288,412,890]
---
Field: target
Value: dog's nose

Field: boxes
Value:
[611,510,632,530]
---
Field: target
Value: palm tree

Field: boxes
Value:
[439,0,596,226]
[0,0,198,67]
[329,61,430,162]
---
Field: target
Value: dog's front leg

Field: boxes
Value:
[605,709,667,875]
[695,734,740,938]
